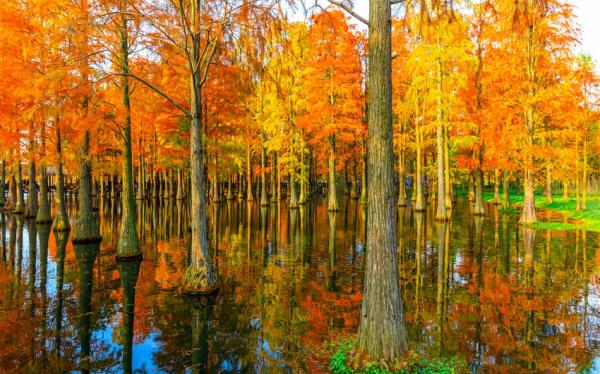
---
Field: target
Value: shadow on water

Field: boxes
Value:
[0,198,598,372]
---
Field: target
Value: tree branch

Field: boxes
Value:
[117,73,190,118]
[326,0,369,26]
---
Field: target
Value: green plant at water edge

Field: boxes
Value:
[330,344,466,374]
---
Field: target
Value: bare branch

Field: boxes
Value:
[326,0,369,26]
[116,73,190,118]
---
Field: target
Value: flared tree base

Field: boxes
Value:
[181,265,219,296]
[52,218,71,232]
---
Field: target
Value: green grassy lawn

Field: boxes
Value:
[482,191,600,231]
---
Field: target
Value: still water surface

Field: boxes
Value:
[0,196,598,373]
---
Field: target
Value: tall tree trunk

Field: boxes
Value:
[357,0,408,360]
[359,137,367,205]
[176,169,184,200]
[443,125,452,210]
[0,160,5,208]
[397,136,406,207]
[299,144,307,205]
[6,172,16,211]
[226,175,234,200]
[520,25,537,224]
[468,172,475,203]
[473,168,485,215]
[181,0,218,294]
[270,153,277,203]
[116,0,140,258]
[414,96,424,212]
[53,125,70,232]
[328,138,338,212]
[73,130,101,243]
[502,172,510,209]
[13,163,25,214]
[25,161,37,218]
[582,138,588,210]
[545,166,552,204]
[493,168,501,205]
[26,123,38,218]
[435,40,447,221]
[136,141,144,200]
[260,146,268,207]
[246,146,254,202]
[289,168,298,209]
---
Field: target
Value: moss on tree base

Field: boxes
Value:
[181,265,219,296]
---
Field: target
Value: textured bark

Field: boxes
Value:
[53,126,70,232]
[520,170,537,224]
[434,46,447,221]
[226,176,234,200]
[501,172,510,209]
[116,0,140,259]
[327,141,339,212]
[6,173,16,211]
[397,145,406,207]
[359,143,367,205]
[176,169,184,200]
[13,163,25,214]
[493,169,501,205]
[473,168,485,216]
[357,0,408,360]
[73,130,101,243]
[182,3,218,294]
[583,138,588,210]
[25,161,37,218]
[414,95,424,212]
[545,167,552,204]
[246,147,254,202]
[289,169,299,209]
[0,160,5,207]
[270,153,277,203]
[260,147,268,207]
[299,146,307,205]
[468,172,475,203]
[443,125,452,210]
[136,151,144,200]
[237,173,244,200]
[520,24,537,224]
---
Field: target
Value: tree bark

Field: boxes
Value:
[328,138,338,212]
[116,0,141,259]
[473,168,485,215]
[545,166,552,204]
[357,0,408,360]
[53,126,70,232]
[260,146,268,207]
[493,169,501,205]
[501,171,510,209]
[181,0,218,294]
[13,163,25,214]
[246,146,254,202]
[73,130,101,243]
